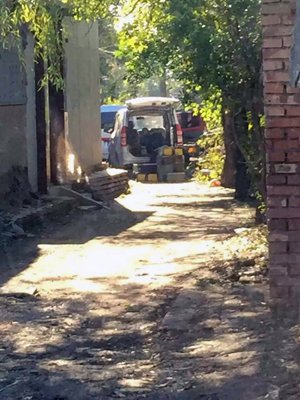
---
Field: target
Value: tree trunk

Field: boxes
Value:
[35,57,49,194]
[49,84,66,184]
[159,70,168,97]
[221,107,236,188]
[233,107,252,201]
[235,148,251,201]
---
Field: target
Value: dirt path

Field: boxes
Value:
[0,181,299,399]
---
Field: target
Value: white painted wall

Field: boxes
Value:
[63,18,102,178]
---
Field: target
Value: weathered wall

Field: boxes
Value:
[262,0,300,308]
[0,47,27,188]
[63,18,102,178]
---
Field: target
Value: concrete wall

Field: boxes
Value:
[0,47,27,190]
[0,33,37,199]
[63,18,102,178]
[262,0,300,311]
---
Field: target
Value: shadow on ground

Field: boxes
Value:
[1,272,298,399]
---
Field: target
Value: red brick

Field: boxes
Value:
[269,232,289,242]
[286,86,300,94]
[270,286,290,299]
[267,196,288,208]
[289,196,300,207]
[287,152,300,162]
[290,286,300,298]
[267,174,287,185]
[273,139,299,151]
[268,208,300,218]
[288,219,300,230]
[267,185,300,195]
[288,264,300,277]
[265,94,288,105]
[282,15,294,25]
[263,25,293,37]
[286,128,300,139]
[287,175,300,185]
[286,95,300,105]
[266,151,286,162]
[289,243,300,253]
[283,36,293,47]
[265,71,290,83]
[271,140,286,151]
[265,139,273,151]
[263,38,283,48]
[262,15,281,25]
[261,3,291,15]
[272,254,289,263]
[265,128,285,139]
[269,266,288,277]
[286,231,300,242]
[270,276,300,286]
[269,242,288,254]
[263,48,290,59]
[267,117,300,128]
[263,60,284,71]
[264,82,285,93]
[285,106,300,116]
[268,218,288,231]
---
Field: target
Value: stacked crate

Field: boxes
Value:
[157,147,186,183]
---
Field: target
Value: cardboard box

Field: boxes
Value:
[148,173,158,183]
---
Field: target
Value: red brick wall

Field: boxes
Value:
[262,0,300,304]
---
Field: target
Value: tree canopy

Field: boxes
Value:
[118,0,264,205]
[0,0,118,86]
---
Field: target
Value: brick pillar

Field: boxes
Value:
[262,0,300,311]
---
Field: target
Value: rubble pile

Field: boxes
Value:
[2,166,38,209]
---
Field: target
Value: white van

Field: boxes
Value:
[109,97,183,168]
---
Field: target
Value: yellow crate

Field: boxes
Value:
[147,173,158,183]
[136,174,146,182]
[163,147,173,156]
[175,148,184,156]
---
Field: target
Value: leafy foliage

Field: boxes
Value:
[196,95,224,182]
[0,0,118,86]
[197,129,225,182]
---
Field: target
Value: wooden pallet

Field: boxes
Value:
[89,168,129,201]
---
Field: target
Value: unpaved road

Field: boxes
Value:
[0,182,299,399]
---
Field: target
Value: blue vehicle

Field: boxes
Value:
[100,105,125,160]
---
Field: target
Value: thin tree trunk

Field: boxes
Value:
[49,84,66,184]
[221,107,236,188]
[233,107,251,201]
[35,57,48,194]
[159,70,168,97]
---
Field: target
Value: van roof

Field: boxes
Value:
[100,105,125,113]
[126,97,180,109]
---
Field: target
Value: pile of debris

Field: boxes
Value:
[89,168,129,201]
